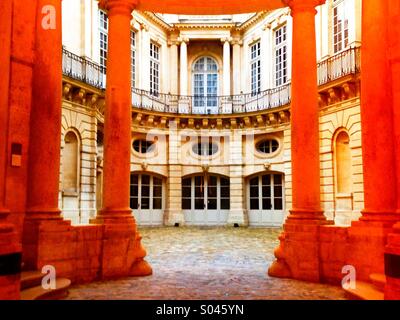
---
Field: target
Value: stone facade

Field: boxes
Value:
[59,0,363,228]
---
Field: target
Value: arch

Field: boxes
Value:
[333,129,352,194]
[62,130,81,193]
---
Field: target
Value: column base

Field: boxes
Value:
[22,213,72,271]
[268,209,333,282]
[91,208,152,279]
[0,209,21,300]
[384,222,400,300]
[359,210,400,224]
[286,209,328,223]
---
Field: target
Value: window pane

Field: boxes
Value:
[250,198,259,210]
[221,186,230,197]
[262,186,271,198]
[182,186,191,198]
[250,185,259,197]
[153,186,162,198]
[182,198,191,210]
[141,197,150,209]
[142,175,150,185]
[130,185,138,197]
[262,175,271,186]
[130,197,138,209]
[195,198,204,210]
[262,198,272,210]
[274,198,283,210]
[207,198,217,210]
[141,185,150,197]
[274,186,283,197]
[221,198,230,210]
[153,198,162,210]
[274,174,282,185]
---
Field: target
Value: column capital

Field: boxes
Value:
[178,37,189,45]
[140,22,149,32]
[98,0,138,15]
[221,37,233,44]
[283,0,325,14]
[167,40,180,47]
[231,38,243,46]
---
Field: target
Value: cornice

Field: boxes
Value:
[237,11,269,31]
[173,23,236,30]
[140,11,173,32]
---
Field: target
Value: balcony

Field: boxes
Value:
[62,46,361,115]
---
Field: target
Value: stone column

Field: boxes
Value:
[222,38,231,96]
[286,0,325,223]
[231,38,242,95]
[95,0,151,278]
[269,0,328,282]
[179,38,189,96]
[0,0,21,300]
[25,0,64,222]
[359,0,397,223]
[23,0,70,272]
[168,39,179,95]
[385,0,400,300]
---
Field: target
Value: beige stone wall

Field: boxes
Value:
[59,96,363,227]
[319,98,363,225]
[60,100,97,225]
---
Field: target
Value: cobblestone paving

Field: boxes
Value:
[66,227,347,300]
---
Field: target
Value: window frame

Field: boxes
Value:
[150,42,160,96]
[332,0,350,54]
[250,41,261,95]
[274,24,288,87]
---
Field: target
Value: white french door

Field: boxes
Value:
[130,174,164,226]
[182,175,230,226]
[248,173,285,227]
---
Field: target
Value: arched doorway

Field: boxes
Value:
[192,56,219,114]
[130,173,165,226]
[247,172,285,227]
[182,174,230,225]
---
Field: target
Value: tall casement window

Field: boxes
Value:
[99,11,108,77]
[274,25,288,87]
[150,42,160,96]
[130,30,136,88]
[192,56,218,114]
[250,41,261,95]
[333,0,350,53]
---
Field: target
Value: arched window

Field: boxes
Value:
[192,56,218,114]
[335,131,352,193]
[62,131,80,193]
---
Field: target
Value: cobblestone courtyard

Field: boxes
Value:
[66,227,347,300]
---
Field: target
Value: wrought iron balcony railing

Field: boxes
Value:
[317,46,361,86]
[62,46,361,114]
